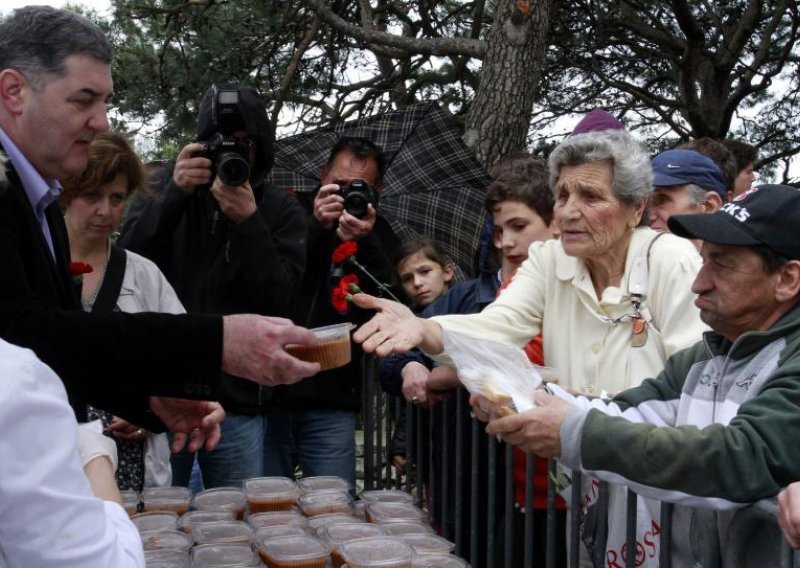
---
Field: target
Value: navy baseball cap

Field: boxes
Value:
[668,184,800,260]
[652,149,726,198]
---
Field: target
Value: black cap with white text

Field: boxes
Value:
[668,184,800,260]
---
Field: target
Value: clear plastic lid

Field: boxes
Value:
[255,534,331,562]
[190,543,259,567]
[317,522,385,547]
[142,486,191,514]
[176,509,235,533]
[192,520,255,545]
[192,487,247,514]
[306,512,361,531]
[298,490,352,517]
[244,476,297,497]
[411,555,470,567]
[255,524,310,543]
[379,522,434,537]
[143,548,190,568]
[297,476,351,495]
[310,322,356,341]
[247,510,308,529]
[364,502,426,524]
[339,537,414,567]
[358,490,414,504]
[397,534,455,555]
[139,528,193,551]
[131,511,179,533]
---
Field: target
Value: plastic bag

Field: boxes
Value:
[441,329,543,413]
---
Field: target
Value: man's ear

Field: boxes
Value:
[320,163,331,186]
[0,69,27,115]
[775,261,800,303]
[702,192,723,213]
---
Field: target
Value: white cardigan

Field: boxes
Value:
[433,228,708,393]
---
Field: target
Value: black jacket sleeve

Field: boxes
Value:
[0,170,223,427]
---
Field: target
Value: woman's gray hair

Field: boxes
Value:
[684,183,710,206]
[0,6,112,90]
[548,129,652,224]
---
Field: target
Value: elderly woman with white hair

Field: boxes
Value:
[351,114,708,564]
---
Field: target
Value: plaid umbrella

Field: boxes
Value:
[269,103,492,277]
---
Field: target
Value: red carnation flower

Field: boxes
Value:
[339,273,361,294]
[331,284,350,314]
[68,262,93,275]
[332,241,358,264]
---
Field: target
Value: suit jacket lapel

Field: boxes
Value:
[0,141,79,307]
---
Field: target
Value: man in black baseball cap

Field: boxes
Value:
[649,148,727,236]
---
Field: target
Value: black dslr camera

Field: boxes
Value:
[196,86,251,187]
[341,179,379,218]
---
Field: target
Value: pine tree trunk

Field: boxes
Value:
[464,0,552,169]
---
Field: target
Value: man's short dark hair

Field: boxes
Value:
[722,138,758,172]
[680,138,738,195]
[0,6,112,90]
[326,136,386,184]
[485,154,553,225]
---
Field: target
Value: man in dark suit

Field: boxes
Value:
[0,5,320,452]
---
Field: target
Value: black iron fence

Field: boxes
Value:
[359,357,800,568]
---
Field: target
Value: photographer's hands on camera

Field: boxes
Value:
[314,183,376,241]
[173,142,257,223]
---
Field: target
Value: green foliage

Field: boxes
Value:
[101,0,799,177]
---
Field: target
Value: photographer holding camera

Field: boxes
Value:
[119,83,307,488]
[262,137,397,487]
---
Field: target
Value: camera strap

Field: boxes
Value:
[91,245,127,314]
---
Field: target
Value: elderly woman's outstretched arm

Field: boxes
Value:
[352,293,445,356]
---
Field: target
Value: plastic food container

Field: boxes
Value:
[192,487,248,520]
[256,534,331,568]
[190,543,260,567]
[297,476,351,495]
[339,536,414,568]
[142,486,191,516]
[131,511,179,533]
[120,489,140,516]
[285,323,355,371]
[358,490,414,505]
[143,548,190,568]
[317,523,386,568]
[298,490,352,517]
[256,524,310,543]
[364,502,426,524]
[306,513,361,532]
[411,556,470,567]
[397,534,455,556]
[176,509,235,534]
[139,528,193,552]
[192,520,255,545]
[379,521,434,537]
[244,476,298,513]
[247,510,308,529]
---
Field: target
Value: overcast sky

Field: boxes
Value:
[1,0,110,16]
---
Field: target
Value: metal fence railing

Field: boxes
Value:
[359,355,800,567]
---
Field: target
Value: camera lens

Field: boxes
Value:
[216,153,250,187]
[344,192,369,218]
